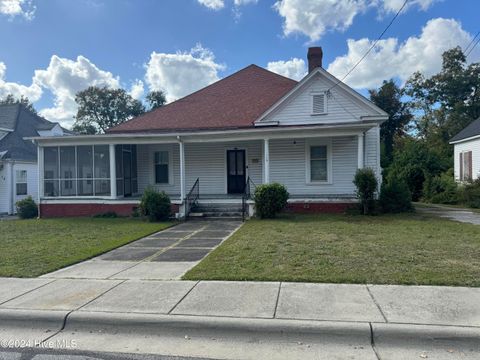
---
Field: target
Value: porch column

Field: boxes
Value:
[37,146,44,215]
[263,138,270,183]
[179,140,186,201]
[109,144,116,198]
[357,133,364,169]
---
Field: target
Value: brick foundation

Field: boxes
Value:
[40,203,180,218]
[285,202,355,214]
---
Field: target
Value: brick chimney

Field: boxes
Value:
[307,47,323,72]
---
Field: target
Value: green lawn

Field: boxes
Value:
[183,213,480,286]
[0,218,172,277]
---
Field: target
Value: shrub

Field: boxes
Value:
[422,169,458,204]
[458,179,480,208]
[353,168,378,215]
[139,187,171,221]
[379,178,413,213]
[254,183,289,219]
[15,196,38,219]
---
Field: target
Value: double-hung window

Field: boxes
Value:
[16,170,27,195]
[154,151,170,184]
[307,141,331,183]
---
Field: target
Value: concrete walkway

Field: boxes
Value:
[416,203,480,225]
[0,278,479,359]
[40,219,242,281]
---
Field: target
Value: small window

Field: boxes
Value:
[16,170,27,195]
[310,145,328,182]
[460,151,472,181]
[154,151,169,184]
[312,93,326,115]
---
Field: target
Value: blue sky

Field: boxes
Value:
[0,0,478,127]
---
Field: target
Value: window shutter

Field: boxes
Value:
[460,152,463,180]
[312,94,325,114]
[468,151,473,180]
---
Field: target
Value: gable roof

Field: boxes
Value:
[0,104,67,162]
[108,65,298,134]
[256,67,388,124]
[450,118,480,143]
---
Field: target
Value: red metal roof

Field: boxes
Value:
[107,65,297,134]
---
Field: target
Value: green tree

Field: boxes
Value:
[0,94,37,114]
[146,90,167,110]
[73,86,145,134]
[369,80,412,168]
[404,47,480,157]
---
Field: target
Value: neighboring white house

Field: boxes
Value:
[0,104,70,215]
[450,118,480,182]
[30,47,389,218]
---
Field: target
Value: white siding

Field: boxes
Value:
[262,72,379,125]
[0,161,38,214]
[270,136,357,196]
[137,141,263,196]
[0,164,9,214]
[454,138,480,181]
[364,126,381,181]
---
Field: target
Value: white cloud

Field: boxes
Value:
[197,0,224,10]
[327,18,479,89]
[274,0,368,42]
[145,44,225,102]
[234,0,257,5]
[378,0,440,13]
[267,58,307,81]
[0,0,35,20]
[129,79,144,100]
[274,0,442,41]
[0,62,42,101]
[33,55,120,126]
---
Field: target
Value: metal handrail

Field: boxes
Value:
[185,178,199,220]
[242,177,256,221]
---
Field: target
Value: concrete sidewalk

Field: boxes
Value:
[0,278,479,359]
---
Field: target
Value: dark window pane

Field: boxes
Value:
[77,179,93,196]
[60,180,76,196]
[311,146,327,159]
[155,164,169,183]
[237,153,244,175]
[16,183,27,195]
[95,180,110,196]
[44,147,58,179]
[77,146,93,179]
[116,179,124,196]
[311,159,327,181]
[44,180,59,197]
[115,145,123,178]
[60,146,75,179]
[94,145,110,179]
[132,179,138,194]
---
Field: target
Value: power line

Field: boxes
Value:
[327,0,409,93]
[465,36,480,58]
[464,30,480,54]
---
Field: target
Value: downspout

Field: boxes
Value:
[36,141,41,219]
[9,161,15,215]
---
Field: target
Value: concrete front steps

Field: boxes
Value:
[189,201,243,219]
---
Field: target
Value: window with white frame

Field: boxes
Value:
[43,145,111,197]
[154,151,170,184]
[460,151,472,181]
[16,170,27,195]
[307,143,330,183]
[311,92,327,115]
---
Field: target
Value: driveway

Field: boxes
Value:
[416,203,480,225]
[41,219,242,281]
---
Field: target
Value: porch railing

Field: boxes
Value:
[185,177,199,219]
[242,177,256,221]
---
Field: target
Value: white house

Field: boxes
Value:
[0,104,69,215]
[29,47,388,218]
[450,118,480,182]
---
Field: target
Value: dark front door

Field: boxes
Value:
[123,150,132,197]
[227,149,246,194]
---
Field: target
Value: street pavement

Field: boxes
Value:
[416,203,480,225]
